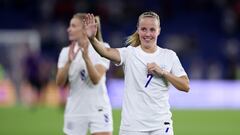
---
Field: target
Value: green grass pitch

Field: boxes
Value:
[0,106,240,135]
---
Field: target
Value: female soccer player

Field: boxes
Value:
[56,13,113,135]
[85,11,190,135]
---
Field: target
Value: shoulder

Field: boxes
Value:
[117,45,133,51]
[60,46,69,53]
[158,46,176,56]
[125,45,135,51]
[120,45,136,54]
[58,46,70,57]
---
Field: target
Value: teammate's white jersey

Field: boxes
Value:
[117,45,187,131]
[58,43,111,118]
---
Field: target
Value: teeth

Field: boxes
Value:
[144,38,151,41]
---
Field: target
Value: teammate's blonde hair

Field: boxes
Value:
[73,13,103,42]
[126,11,160,47]
[95,16,103,42]
[73,13,87,25]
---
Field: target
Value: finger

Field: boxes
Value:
[89,14,93,24]
[85,13,89,25]
[147,64,154,70]
[82,15,87,26]
[69,44,74,55]
[147,63,151,69]
[147,66,153,71]
[83,18,87,26]
[148,68,154,73]
[149,66,158,73]
[90,14,95,24]
[148,70,154,75]
[88,13,93,24]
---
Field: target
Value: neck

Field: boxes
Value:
[140,44,157,53]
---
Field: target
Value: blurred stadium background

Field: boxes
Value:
[0,0,240,135]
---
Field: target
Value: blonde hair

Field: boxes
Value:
[73,13,103,42]
[73,13,87,24]
[126,11,160,47]
[95,16,103,42]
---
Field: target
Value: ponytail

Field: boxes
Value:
[125,31,140,47]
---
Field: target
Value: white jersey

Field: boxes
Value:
[117,45,187,131]
[58,43,111,118]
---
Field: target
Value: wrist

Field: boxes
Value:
[161,69,168,76]
[158,69,168,76]
[83,55,90,61]
[66,60,72,66]
[89,37,96,42]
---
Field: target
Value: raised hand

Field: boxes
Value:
[84,13,97,39]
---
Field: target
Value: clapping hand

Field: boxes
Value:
[79,40,89,60]
[68,42,80,63]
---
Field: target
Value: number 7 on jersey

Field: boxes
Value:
[145,74,153,88]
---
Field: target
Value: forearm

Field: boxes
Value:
[162,71,190,92]
[56,62,71,87]
[90,37,108,57]
[84,56,102,85]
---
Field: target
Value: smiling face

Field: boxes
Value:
[67,17,85,41]
[137,16,160,49]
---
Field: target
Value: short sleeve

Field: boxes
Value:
[57,47,69,68]
[116,47,128,66]
[95,42,110,70]
[171,52,187,77]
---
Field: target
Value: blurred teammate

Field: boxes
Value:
[85,11,190,135]
[56,13,112,135]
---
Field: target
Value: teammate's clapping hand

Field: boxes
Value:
[68,42,80,63]
[80,41,89,60]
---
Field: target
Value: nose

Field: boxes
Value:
[67,27,71,33]
[145,30,151,36]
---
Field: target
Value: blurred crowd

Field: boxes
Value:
[0,0,240,106]
[1,0,240,79]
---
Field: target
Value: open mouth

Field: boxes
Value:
[143,37,153,42]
